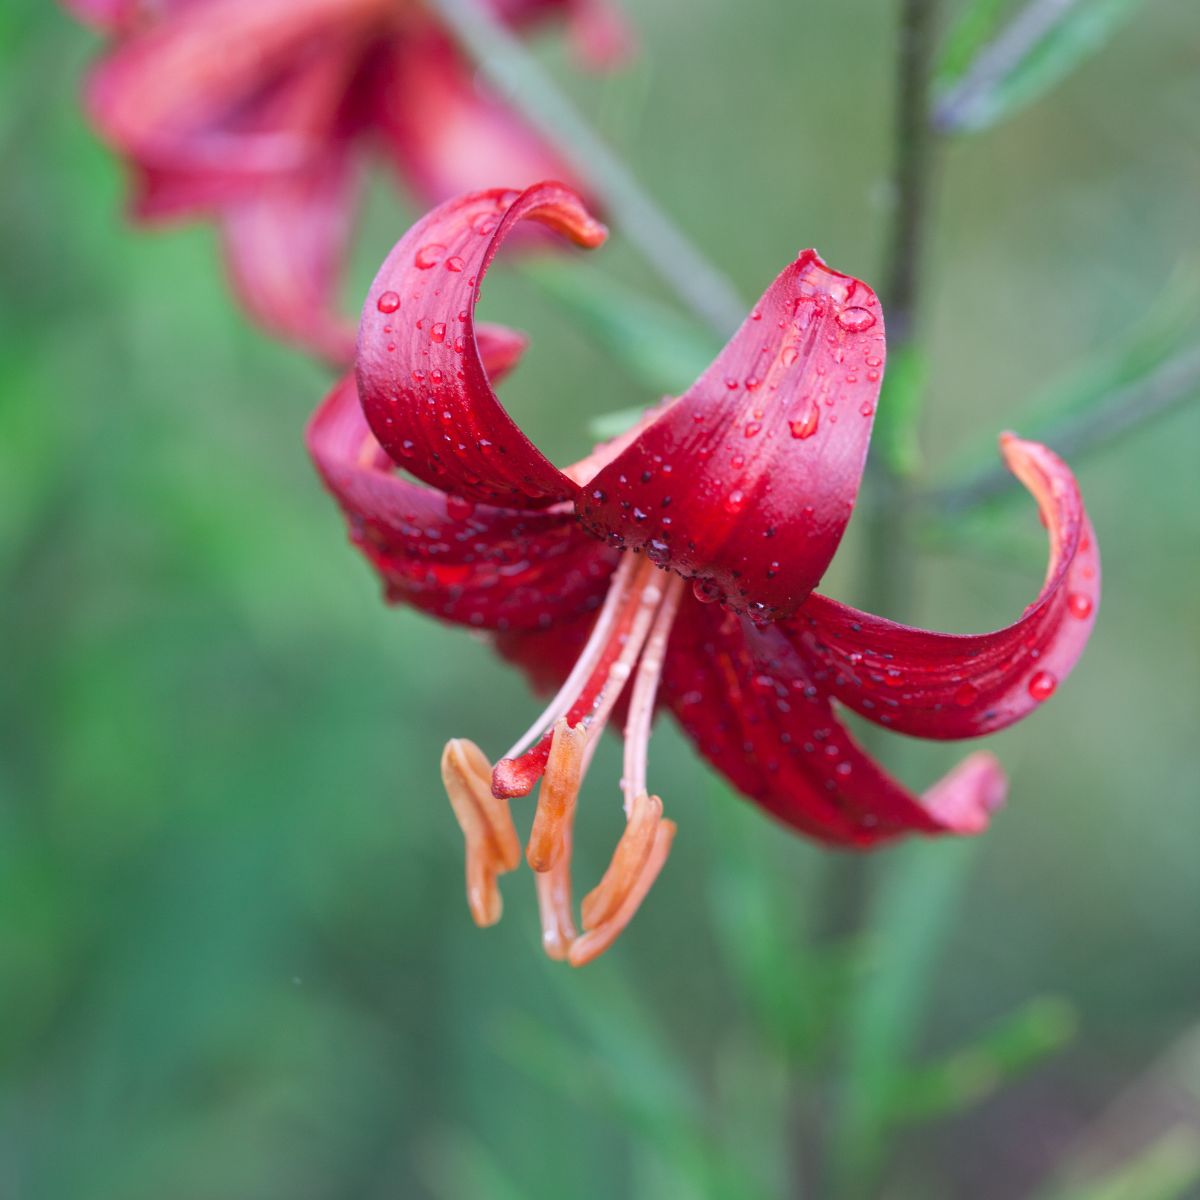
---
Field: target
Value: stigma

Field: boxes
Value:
[440,554,684,966]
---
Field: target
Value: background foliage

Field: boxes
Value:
[1,1,1198,1196]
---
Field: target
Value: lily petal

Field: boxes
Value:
[86,0,378,176]
[220,146,359,364]
[309,374,617,631]
[578,251,885,619]
[356,183,607,509]
[373,28,580,207]
[786,436,1099,738]
[663,601,1007,845]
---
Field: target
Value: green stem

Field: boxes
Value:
[826,2,946,1197]
[824,0,943,943]
[428,0,746,340]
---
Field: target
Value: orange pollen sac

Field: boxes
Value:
[439,554,684,966]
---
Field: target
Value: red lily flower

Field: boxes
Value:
[64,0,627,363]
[308,183,1100,966]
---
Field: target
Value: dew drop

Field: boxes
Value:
[724,489,747,514]
[414,243,445,269]
[692,579,720,603]
[781,346,799,367]
[445,256,465,273]
[1027,670,1057,702]
[953,682,979,707]
[431,322,446,343]
[744,421,761,438]
[446,495,475,521]
[859,401,875,417]
[789,407,820,440]
[470,213,498,236]
[376,290,401,313]
[1067,593,1093,620]
[836,305,876,332]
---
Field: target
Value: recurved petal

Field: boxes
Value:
[662,600,1007,846]
[356,183,607,508]
[308,374,617,632]
[577,251,885,620]
[786,436,1099,739]
[373,29,581,207]
[220,146,359,365]
[86,0,378,171]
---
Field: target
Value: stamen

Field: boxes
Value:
[535,825,577,960]
[503,554,640,763]
[494,556,665,798]
[569,819,676,968]
[580,791,663,930]
[621,573,685,811]
[440,738,521,927]
[526,718,586,872]
[443,555,686,964]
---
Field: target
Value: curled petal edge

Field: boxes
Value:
[787,435,1099,739]
[356,182,607,509]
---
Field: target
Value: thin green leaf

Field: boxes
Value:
[890,996,1077,1123]
[927,269,1200,512]
[934,0,1012,94]
[934,0,1148,134]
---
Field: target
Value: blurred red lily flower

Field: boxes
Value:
[64,0,626,362]
[308,183,1099,966]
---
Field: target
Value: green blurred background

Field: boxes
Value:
[1,1,1198,1197]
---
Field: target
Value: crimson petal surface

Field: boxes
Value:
[578,251,885,619]
[309,375,616,632]
[786,436,1099,738]
[662,601,1007,845]
[356,183,607,509]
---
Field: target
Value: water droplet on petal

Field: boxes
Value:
[744,421,761,438]
[836,306,876,332]
[1028,670,1057,701]
[431,322,446,343]
[445,256,465,273]
[470,213,498,236]
[692,579,720,603]
[789,407,820,440]
[859,401,875,417]
[1067,593,1093,619]
[953,682,979,707]
[414,244,445,269]
[376,290,401,313]
[781,346,799,367]
[446,495,475,521]
[724,489,747,514]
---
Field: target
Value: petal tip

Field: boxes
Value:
[922,751,1008,836]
